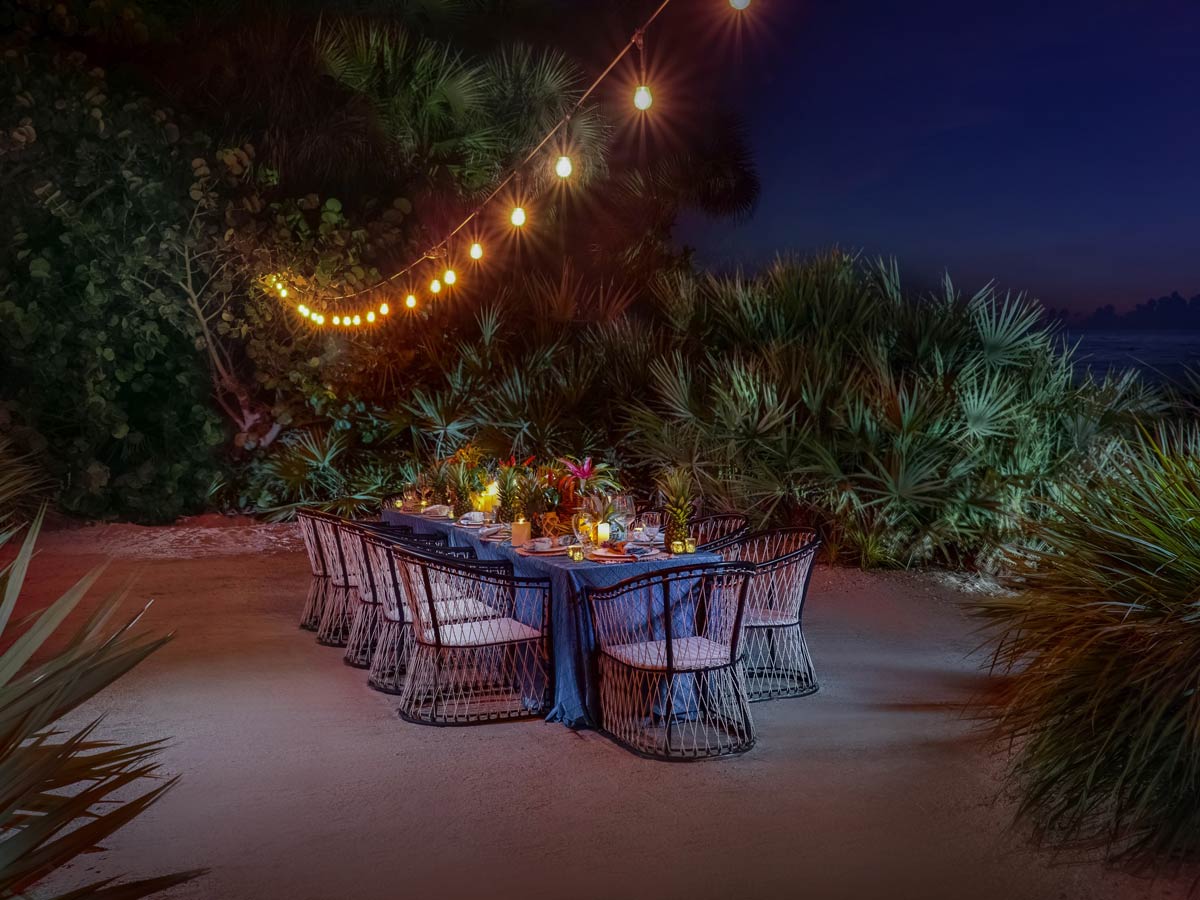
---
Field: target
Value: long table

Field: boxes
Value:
[382,509,722,728]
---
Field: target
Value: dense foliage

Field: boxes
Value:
[975,431,1200,867]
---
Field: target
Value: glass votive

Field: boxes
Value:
[567,544,585,562]
[685,537,697,554]
[670,539,685,555]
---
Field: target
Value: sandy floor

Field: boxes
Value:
[12,522,1186,900]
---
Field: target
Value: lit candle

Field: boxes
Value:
[685,537,697,554]
[568,545,585,562]
[671,539,685,555]
[596,522,611,544]
[511,518,531,547]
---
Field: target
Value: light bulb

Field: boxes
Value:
[314,315,324,325]
[430,279,442,294]
[405,294,417,309]
[380,303,389,315]
[279,288,288,298]
[555,155,573,178]
[730,0,750,8]
[470,242,483,260]
[444,269,456,285]
[332,316,341,325]
[274,281,283,290]
[634,85,653,111]
[352,315,361,325]
[367,311,375,323]
[510,206,526,227]
[342,317,351,327]
[298,304,309,317]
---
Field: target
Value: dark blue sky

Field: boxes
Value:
[679,0,1200,312]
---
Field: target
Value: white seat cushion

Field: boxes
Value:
[420,617,541,647]
[743,607,800,628]
[606,636,731,672]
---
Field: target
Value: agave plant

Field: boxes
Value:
[975,432,1200,867]
[0,510,203,897]
[0,437,53,526]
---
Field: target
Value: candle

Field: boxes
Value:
[511,518,531,547]
[685,537,697,554]
[671,539,685,555]
[568,545,585,562]
[596,522,611,544]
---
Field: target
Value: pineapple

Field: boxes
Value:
[495,465,522,524]
[657,466,695,552]
[449,461,481,518]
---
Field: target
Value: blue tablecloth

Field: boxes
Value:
[382,509,721,728]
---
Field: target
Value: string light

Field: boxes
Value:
[284,0,751,328]
[380,302,390,315]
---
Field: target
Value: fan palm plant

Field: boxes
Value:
[0,510,203,897]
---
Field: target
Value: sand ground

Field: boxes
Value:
[12,522,1186,900]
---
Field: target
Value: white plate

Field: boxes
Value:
[518,545,571,557]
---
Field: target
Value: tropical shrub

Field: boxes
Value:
[975,431,1200,866]
[0,510,202,896]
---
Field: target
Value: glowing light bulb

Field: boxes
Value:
[510,206,527,227]
[470,242,483,260]
[274,281,283,290]
[314,315,324,326]
[279,288,288,298]
[634,85,653,111]
[444,269,456,286]
[405,294,417,309]
[380,303,389,315]
[367,311,375,323]
[352,315,361,325]
[298,304,309,317]
[332,316,341,325]
[430,279,442,294]
[555,155,573,178]
[342,317,351,327]
[730,0,750,8]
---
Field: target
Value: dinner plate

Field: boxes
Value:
[517,545,571,557]
[455,521,484,529]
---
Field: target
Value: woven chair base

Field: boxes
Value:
[299,578,328,631]
[743,624,818,701]
[597,656,755,761]
[367,620,411,694]
[397,641,549,726]
[316,586,354,647]
[344,601,382,668]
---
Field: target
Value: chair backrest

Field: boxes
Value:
[393,546,548,648]
[584,563,755,672]
[365,534,479,623]
[692,514,751,551]
[717,528,820,624]
[295,509,327,577]
[310,512,353,586]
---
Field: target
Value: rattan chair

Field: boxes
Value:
[313,513,358,646]
[717,528,821,700]
[364,536,484,695]
[691,514,750,552]
[584,562,756,760]
[393,547,551,725]
[296,509,329,631]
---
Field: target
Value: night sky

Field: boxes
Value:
[679,0,1200,313]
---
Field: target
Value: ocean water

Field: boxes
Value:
[1064,331,1200,382]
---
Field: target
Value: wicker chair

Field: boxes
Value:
[313,513,358,646]
[584,562,756,760]
[691,514,750,552]
[393,547,551,725]
[717,528,821,700]
[364,536,483,695]
[296,509,329,631]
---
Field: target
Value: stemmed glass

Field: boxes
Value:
[610,495,636,540]
[572,512,596,551]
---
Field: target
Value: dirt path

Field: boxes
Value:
[15,523,1183,900]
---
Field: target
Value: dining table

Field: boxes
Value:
[382,508,723,729]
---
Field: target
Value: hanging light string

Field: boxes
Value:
[276,0,752,327]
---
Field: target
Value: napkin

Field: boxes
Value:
[529,537,555,551]
[423,505,451,517]
[480,524,510,539]
[626,544,658,558]
[459,511,484,525]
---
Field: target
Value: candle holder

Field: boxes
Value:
[567,544,585,562]
[670,539,685,556]
[511,518,532,548]
[684,537,697,554]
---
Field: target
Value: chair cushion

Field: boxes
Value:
[606,636,731,672]
[743,607,800,628]
[420,617,541,647]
